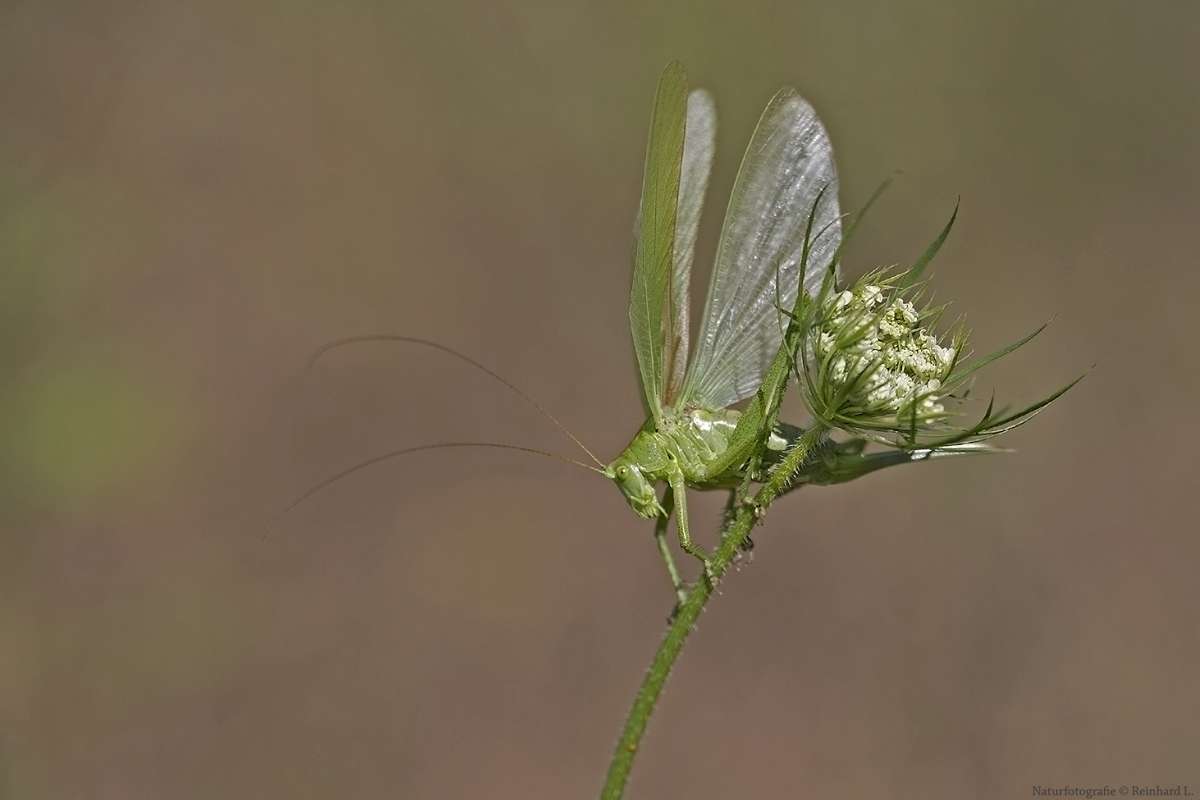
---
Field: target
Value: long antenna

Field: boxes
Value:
[280,441,604,518]
[305,335,605,467]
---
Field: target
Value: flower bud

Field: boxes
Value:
[809,276,959,427]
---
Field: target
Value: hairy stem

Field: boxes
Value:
[599,425,827,800]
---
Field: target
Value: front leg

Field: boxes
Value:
[666,469,715,586]
[652,491,688,610]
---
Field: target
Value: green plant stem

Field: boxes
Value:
[599,425,827,800]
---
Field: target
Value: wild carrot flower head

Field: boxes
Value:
[813,278,959,419]
[797,263,1079,451]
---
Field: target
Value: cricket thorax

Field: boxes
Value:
[607,407,741,504]
[607,407,798,518]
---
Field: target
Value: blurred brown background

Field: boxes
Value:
[3,1,1197,798]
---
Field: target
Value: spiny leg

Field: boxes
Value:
[740,424,822,517]
[652,490,688,608]
[667,470,715,586]
[721,488,739,529]
[721,489,755,553]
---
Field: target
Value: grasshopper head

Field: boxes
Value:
[605,459,663,520]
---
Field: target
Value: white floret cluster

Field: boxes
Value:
[814,283,957,417]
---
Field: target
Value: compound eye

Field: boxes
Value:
[616,466,628,479]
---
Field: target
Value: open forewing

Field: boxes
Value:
[629,62,688,422]
[664,89,717,406]
[679,90,842,410]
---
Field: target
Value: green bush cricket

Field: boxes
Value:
[604,61,846,590]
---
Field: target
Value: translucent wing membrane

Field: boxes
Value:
[680,89,842,411]
[629,62,688,422]
[664,89,717,405]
